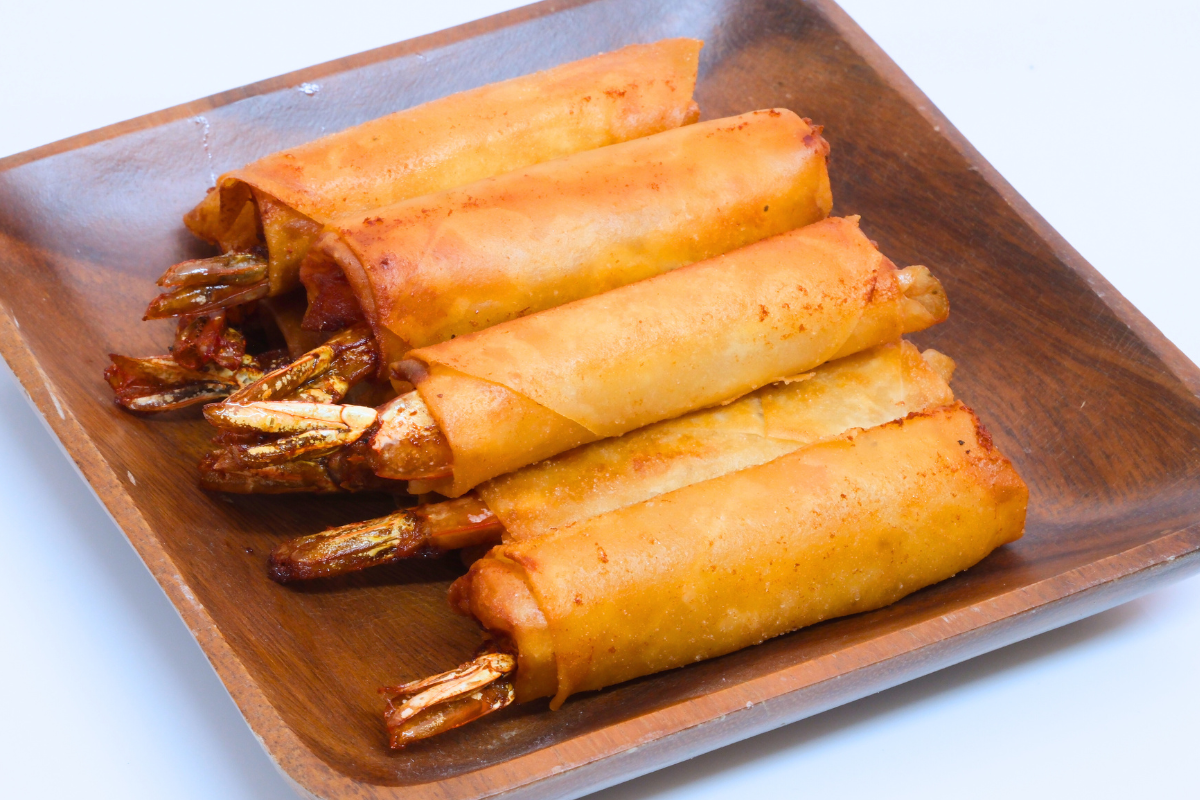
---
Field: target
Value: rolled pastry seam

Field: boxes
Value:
[456,402,1029,707]
[183,38,704,295]
[313,108,832,358]
[399,216,948,497]
[478,340,955,541]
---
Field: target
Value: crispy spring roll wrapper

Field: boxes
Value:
[454,402,1028,707]
[396,216,948,497]
[314,108,832,352]
[478,341,955,542]
[183,39,703,296]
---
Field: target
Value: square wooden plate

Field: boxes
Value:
[3,1,1199,797]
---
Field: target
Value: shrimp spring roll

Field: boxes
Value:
[146,106,832,415]
[268,340,957,579]
[394,215,947,496]
[382,402,1028,747]
[481,340,957,541]
[299,107,833,358]
[151,39,704,313]
[112,40,706,413]
[204,217,949,497]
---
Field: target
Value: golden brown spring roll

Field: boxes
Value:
[396,216,948,497]
[312,108,832,358]
[454,402,1028,710]
[479,340,956,541]
[184,39,703,296]
[267,340,956,580]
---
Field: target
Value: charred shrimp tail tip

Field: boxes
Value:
[266,555,307,584]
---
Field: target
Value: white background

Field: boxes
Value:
[1,1,1198,797]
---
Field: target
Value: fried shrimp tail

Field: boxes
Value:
[268,495,501,582]
[205,391,453,478]
[104,353,273,414]
[203,401,379,467]
[197,445,402,494]
[382,652,517,750]
[223,323,378,406]
[144,253,269,320]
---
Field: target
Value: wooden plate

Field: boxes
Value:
[2,0,1199,797]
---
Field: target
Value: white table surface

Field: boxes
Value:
[1,1,1197,797]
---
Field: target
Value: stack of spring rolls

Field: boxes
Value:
[105,38,1028,749]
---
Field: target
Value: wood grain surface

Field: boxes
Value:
[2,0,1199,798]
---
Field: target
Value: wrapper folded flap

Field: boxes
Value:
[462,402,1028,706]
[478,340,956,541]
[403,216,948,496]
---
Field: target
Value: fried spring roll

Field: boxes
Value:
[424,402,1026,737]
[181,39,703,298]
[305,108,833,354]
[481,340,956,542]
[206,218,946,495]
[188,107,830,413]
[395,216,948,496]
[269,340,957,580]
